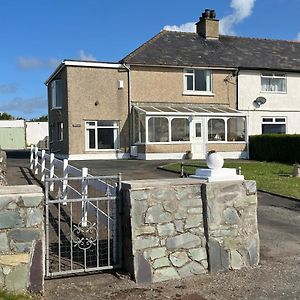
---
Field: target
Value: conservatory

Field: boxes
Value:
[132,104,248,160]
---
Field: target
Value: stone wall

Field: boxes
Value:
[0,185,44,293]
[122,178,259,283]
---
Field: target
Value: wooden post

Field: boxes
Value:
[62,159,68,205]
[41,150,46,182]
[34,146,38,175]
[30,145,34,170]
[81,167,88,227]
[49,153,55,191]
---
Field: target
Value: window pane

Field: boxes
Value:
[148,117,169,142]
[88,129,95,149]
[208,119,225,141]
[262,118,273,122]
[97,121,114,126]
[171,118,190,141]
[227,118,246,141]
[97,128,114,149]
[262,124,286,134]
[272,78,285,91]
[186,75,193,90]
[195,123,202,138]
[195,70,206,91]
[275,118,286,123]
[261,77,271,91]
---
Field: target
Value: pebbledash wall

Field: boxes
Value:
[122,178,259,283]
[0,185,44,293]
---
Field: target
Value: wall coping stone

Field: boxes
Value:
[0,185,42,195]
[122,178,205,190]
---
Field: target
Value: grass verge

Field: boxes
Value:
[162,160,300,200]
[0,289,37,300]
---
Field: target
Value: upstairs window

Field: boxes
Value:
[261,73,286,93]
[50,80,62,109]
[184,69,212,94]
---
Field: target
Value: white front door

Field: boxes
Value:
[191,119,205,159]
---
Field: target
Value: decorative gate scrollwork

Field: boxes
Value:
[72,221,97,250]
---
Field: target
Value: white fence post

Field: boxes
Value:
[30,145,34,170]
[49,153,55,191]
[41,150,46,182]
[62,159,68,205]
[81,167,88,227]
[34,146,38,175]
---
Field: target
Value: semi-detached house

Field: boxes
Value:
[45,9,300,160]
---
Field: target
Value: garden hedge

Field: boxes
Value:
[249,134,300,164]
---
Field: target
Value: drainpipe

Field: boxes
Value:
[236,68,249,159]
[122,63,132,152]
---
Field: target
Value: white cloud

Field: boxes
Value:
[220,0,256,35]
[164,22,195,33]
[0,96,47,114]
[0,83,17,94]
[78,50,96,61]
[163,0,256,35]
[17,57,60,70]
[296,32,300,40]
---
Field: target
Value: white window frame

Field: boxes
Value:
[261,73,287,93]
[58,122,63,141]
[261,117,287,134]
[50,80,62,109]
[183,69,214,96]
[85,121,119,151]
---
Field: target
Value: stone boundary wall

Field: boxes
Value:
[122,178,259,283]
[0,185,44,293]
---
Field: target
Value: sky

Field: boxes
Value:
[0,0,300,119]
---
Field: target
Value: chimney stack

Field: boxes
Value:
[196,9,219,40]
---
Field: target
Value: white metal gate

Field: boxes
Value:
[44,175,122,278]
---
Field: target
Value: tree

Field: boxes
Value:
[30,115,48,122]
[0,112,15,120]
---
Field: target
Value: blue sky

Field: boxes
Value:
[0,0,299,119]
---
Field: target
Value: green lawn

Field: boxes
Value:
[162,160,300,200]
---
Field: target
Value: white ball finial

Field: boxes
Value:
[206,151,224,169]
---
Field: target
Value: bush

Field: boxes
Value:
[249,134,300,163]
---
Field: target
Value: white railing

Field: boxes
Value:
[29,145,117,195]
[29,145,121,228]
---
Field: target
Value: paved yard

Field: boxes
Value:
[5,152,300,299]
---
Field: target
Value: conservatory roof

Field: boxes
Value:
[133,104,245,116]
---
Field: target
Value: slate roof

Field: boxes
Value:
[121,30,300,72]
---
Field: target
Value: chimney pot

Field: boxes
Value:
[210,10,216,19]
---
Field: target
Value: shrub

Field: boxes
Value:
[249,134,300,163]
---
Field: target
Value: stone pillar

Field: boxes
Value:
[202,181,259,272]
[122,178,208,284]
[0,185,44,293]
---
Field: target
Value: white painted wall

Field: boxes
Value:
[238,70,300,135]
[26,122,48,147]
[0,120,25,128]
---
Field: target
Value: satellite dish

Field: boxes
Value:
[254,97,267,107]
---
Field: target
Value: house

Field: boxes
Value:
[47,8,300,160]
[46,9,248,160]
